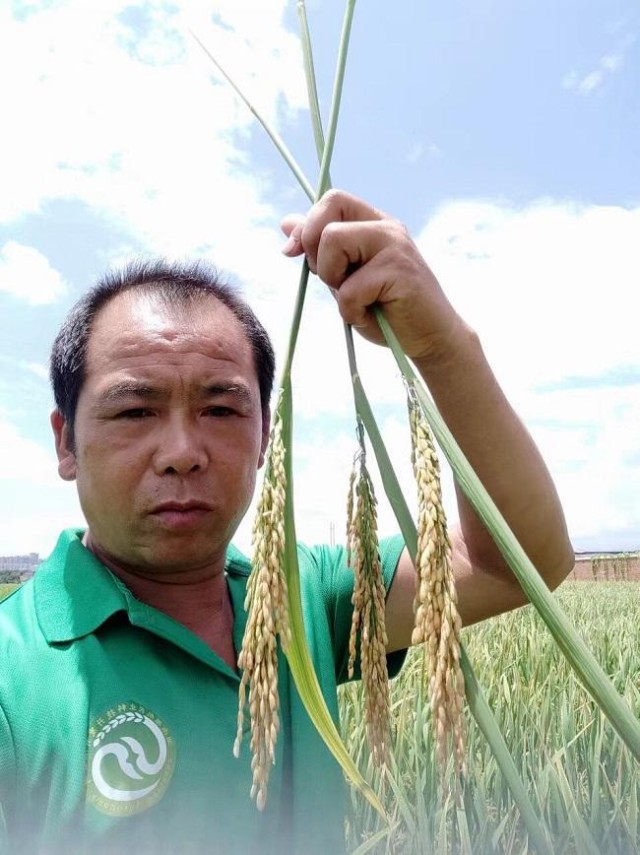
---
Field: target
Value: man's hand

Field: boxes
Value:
[281,189,468,366]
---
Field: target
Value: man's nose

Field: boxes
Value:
[153,417,208,476]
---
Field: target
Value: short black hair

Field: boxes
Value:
[50,259,275,441]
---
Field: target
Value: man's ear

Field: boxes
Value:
[50,410,77,481]
[258,405,271,469]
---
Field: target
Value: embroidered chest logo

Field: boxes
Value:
[86,703,176,816]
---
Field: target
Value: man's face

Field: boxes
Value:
[52,290,269,579]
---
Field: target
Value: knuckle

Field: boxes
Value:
[321,221,343,245]
[317,263,343,290]
[320,188,347,208]
[385,218,410,240]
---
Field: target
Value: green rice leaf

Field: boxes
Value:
[189,29,314,201]
[278,376,386,817]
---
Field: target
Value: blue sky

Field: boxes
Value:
[0,0,639,557]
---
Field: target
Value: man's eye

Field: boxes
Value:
[117,408,153,419]
[206,406,235,417]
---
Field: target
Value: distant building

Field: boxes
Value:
[0,553,41,582]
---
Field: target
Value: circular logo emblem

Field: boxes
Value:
[86,703,176,816]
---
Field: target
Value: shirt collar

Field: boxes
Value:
[35,529,252,649]
[35,529,130,644]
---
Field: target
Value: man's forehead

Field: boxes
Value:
[84,288,257,380]
[93,288,239,332]
[86,290,255,358]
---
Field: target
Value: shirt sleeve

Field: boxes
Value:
[300,535,408,686]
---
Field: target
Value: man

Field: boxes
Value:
[0,191,573,854]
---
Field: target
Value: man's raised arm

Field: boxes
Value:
[281,189,574,652]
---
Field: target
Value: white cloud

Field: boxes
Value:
[0,0,307,248]
[0,418,59,484]
[0,241,67,305]
[0,355,49,379]
[20,361,49,380]
[406,141,440,164]
[577,70,604,95]
[411,198,640,550]
[416,199,640,393]
[601,53,623,72]
[563,32,636,95]
[0,413,86,553]
[519,384,639,547]
[0,506,85,558]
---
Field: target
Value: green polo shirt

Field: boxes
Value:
[0,529,405,855]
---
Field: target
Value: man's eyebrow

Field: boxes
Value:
[201,383,253,404]
[97,382,163,403]
[96,381,254,405]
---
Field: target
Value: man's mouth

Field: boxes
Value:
[149,501,213,530]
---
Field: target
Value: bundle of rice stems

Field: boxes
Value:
[193,1,640,849]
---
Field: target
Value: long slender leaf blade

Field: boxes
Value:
[279,378,386,817]
[296,0,330,180]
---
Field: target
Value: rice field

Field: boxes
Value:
[340,581,640,855]
[0,584,15,601]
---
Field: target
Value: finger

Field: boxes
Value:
[300,189,385,272]
[280,213,305,237]
[280,215,306,256]
[335,249,453,358]
[315,219,406,288]
[334,262,395,331]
